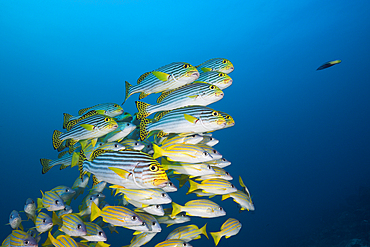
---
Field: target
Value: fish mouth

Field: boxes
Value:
[217,119,226,125]
[215,92,224,97]
[224,78,233,84]
[189,71,200,78]
[153,179,170,187]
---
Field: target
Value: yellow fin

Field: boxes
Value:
[133,231,142,235]
[95,110,105,115]
[80,124,95,131]
[184,114,198,124]
[90,202,101,222]
[96,241,110,247]
[200,223,208,239]
[210,231,222,246]
[152,71,170,81]
[139,92,149,100]
[201,67,212,72]
[71,152,79,168]
[137,71,151,84]
[90,138,97,148]
[187,180,199,195]
[152,144,164,159]
[109,167,130,179]
[171,202,182,217]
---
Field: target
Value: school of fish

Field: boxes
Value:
[2,58,255,247]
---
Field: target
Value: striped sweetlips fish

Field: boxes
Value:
[8,230,38,247]
[139,106,227,141]
[78,149,170,189]
[124,62,200,102]
[218,111,235,128]
[135,82,224,119]
[196,71,233,90]
[52,114,118,150]
[196,58,234,74]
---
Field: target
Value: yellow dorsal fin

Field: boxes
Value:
[137,72,151,84]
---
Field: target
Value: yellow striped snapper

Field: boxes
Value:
[47,231,78,247]
[2,233,11,247]
[8,230,38,247]
[194,166,233,181]
[187,179,236,195]
[81,192,106,209]
[23,198,36,221]
[26,228,40,244]
[56,205,73,217]
[90,181,107,193]
[218,111,235,128]
[57,214,87,236]
[139,106,226,140]
[162,158,216,177]
[100,122,136,142]
[196,71,233,90]
[111,186,172,205]
[196,144,223,160]
[135,212,161,233]
[9,210,23,230]
[210,218,242,246]
[222,190,254,211]
[158,134,203,147]
[135,82,223,119]
[37,190,65,211]
[152,144,215,163]
[123,232,157,247]
[76,193,100,217]
[51,185,76,202]
[166,223,208,242]
[171,199,226,218]
[196,58,234,74]
[197,135,219,146]
[134,204,165,216]
[155,211,190,227]
[90,202,149,231]
[79,149,170,189]
[155,239,192,247]
[124,62,199,102]
[52,114,118,150]
[119,139,145,151]
[204,158,231,169]
[162,181,178,192]
[80,222,107,242]
[35,212,53,233]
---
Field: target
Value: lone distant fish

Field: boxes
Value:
[316,60,341,70]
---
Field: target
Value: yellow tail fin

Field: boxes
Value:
[210,231,222,246]
[152,144,165,159]
[186,180,199,195]
[90,202,102,222]
[171,202,182,217]
[200,223,208,239]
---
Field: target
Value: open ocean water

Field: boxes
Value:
[1,1,370,247]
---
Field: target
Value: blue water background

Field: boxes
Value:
[1,1,370,246]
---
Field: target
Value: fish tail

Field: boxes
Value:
[186,180,199,195]
[62,113,73,129]
[78,150,87,180]
[40,158,53,174]
[123,81,132,103]
[160,158,171,170]
[36,198,43,211]
[139,118,151,141]
[221,194,230,201]
[57,150,68,159]
[57,143,66,152]
[171,202,182,217]
[60,164,69,170]
[152,144,164,159]
[176,174,189,188]
[47,231,57,246]
[135,101,151,119]
[52,130,63,150]
[90,202,102,222]
[210,231,223,246]
[200,223,208,239]
[71,151,80,168]
[52,212,62,226]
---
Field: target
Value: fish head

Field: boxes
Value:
[180,63,199,80]
[136,161,170,189]
[219,73,233,89]
[101,116,119,131]
[36,212,53,232]
[11,232,38,247]
[162,181,177,192]
[110,104,124,116]
[143,205,165,216]
[217,58,234,74]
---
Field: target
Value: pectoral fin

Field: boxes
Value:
[152,71,170,81]
[109,167,130,179]
[80,124,95,131]
[184,114,199,124]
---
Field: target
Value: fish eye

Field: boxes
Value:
[212,150,217,154]
[141,222,145,226]
[203,152,208,156]
[169,182,173,186]
[222,59,228,64]
[211,111,218,116]
[104,117,110,122]
[161,193,166,197]
[131,216,137,221]
[135,142,139,145]
[152,222,156,225]
[64,208,68,211]
[42,219,46,223]
[207,165,211,169]
[231,184,235,188]
[90,197,93,200]
[114,104,119,107]
[155,205,160,208]
[10,215,13,219]
[221,158,226,161]
[55,200,59,204]
[115,144,118,148]
[24,240,29,245]
[147,144,151,148]
[65,189,69,192]
[219,207,223,211]
[183,63,191,69]
[210,85,216,90]
[99,231,103,236]
[226,172,230,175]
[183,243,187,247]
[149,164,159,172]
[99,143,103,146]
[77,224,82,229]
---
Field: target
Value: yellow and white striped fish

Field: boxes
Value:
[47,231,78,247]
[111,186,172,205]
[222,190,255,211]
[135,212,161,233]
[194,166,233,181]
[197,135,219,146]
[204,158,231,169]
[210,218,242,246]
[218,111,235,128]
[158,134,203,148]
[124,232,157,247]
[80,222,107,242]
[8,230,37,247]
[37,190,65,211]
[152,144,215,163]
[187,178,236,195]
[124,62,199,102]
[50,185,76,202]
[90,202,149,231]
[133,203,165,216]
[56,205,73,217]
[196,58,234,74]
[161,158,216,177]
[155,239,192,247]
[155,212,190,227]
[35,212,53,233]
[119,139,145,151]
[166,223,208,242]
[52,114,118,150]
[135,82,223,119]
[59,214,87,236]
[23,198,36,221]
[78,149,170,189]
[171,199,226,218]
[76,103,123,118]
[196,71,233,90]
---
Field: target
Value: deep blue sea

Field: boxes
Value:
[1,1,370,247]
